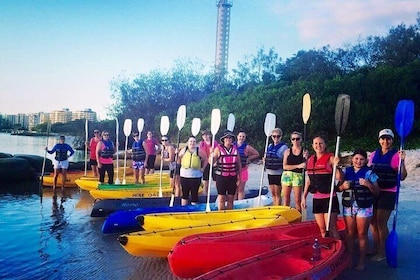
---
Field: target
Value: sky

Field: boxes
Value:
[1,0,419,120]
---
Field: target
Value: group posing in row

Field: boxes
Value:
[79,125,406,271]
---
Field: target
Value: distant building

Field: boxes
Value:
[50,108,72,124]
[72,108,97,122]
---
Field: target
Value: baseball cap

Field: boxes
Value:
[201,129,210,135]
[378,128,394,139]
[94,129,100,133]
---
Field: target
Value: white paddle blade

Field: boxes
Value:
[137,118,144,133]
[123,119,132,137]
[191,118,201,136]
[160,116,170,135]
[177,105,187,130]
[211,109,221,135]
[264,113,276,137]
[227,113,235,131]
[302,93,311,124]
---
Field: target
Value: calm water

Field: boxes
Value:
[0,133,178,280]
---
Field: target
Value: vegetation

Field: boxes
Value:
[8,15,419,154]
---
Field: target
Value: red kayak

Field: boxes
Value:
[168,219,346,278]
[194,237,348,280]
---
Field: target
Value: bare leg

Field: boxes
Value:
[139,168,145,184]
[344,215,357,268]
[356,216,372,270]
[371,209,391,261]
[293,186,302,212]
[218,195,226,210]
[134,168,139,184]
[202,180,209,195]
[281,184,291,206]
[226,194,235,210]
[236,180,246,200]
[270,184,281,206]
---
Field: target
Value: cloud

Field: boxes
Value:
[272,0,420,48]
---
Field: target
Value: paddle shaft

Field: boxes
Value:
[206,133,216,212]
[84,119,88,176]
[39,121,51,203]
[257,135,270,206]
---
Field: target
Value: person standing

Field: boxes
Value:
[368,129,407,262]
[46,135,74,193]
[161,135,177,194]
[178,136,208,205]
[264,128,288,206]
[88,129,101,177]
[96,131,115,185]
[144,131,159,174]
[281,131,306,212]
[234,130,260,200]
[130,132,146,184]
[301,135,342,239]
[199,130,218,195]
[212,130,242,210]
[338,149,379,271]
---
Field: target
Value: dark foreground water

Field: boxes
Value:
[0,184,179,280]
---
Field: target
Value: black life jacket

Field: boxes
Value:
[100,140,115,159]
[342,166,375,208]
[265,143,285,170]
[371,149,398,189]
[55,144,68,161]
[132,140,146,161]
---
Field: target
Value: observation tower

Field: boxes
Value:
[215,0,233,83]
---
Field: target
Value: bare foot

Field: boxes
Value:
[355,263,365,271]
[371,254,385,262]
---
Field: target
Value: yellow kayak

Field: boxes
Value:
[89,185,175,200]
[118,215,290,258]
[76,173,171,191]
[141,206,301,231]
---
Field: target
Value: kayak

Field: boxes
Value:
[193,237,348,280]
[76,173,171,191]
[91,187,269,218]
[41,166,134,188]
[140,206,301,231]
[101,191,273,234]
[89,185,175,200]
[168,219,346,278]
[118,214,290,258]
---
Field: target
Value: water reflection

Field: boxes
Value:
[50,193,67,242]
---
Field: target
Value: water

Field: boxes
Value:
[0,133,177,280]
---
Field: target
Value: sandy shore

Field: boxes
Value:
[124,150,420,279]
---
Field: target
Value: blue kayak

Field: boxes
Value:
[101,188,271,234]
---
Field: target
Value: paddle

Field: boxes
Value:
[159,116,170,197]
[227,113,235,131]
[122,119,132,184]
[257,113,276,206]
[191,118,201,137]
[115,118,121,185]
[301,93,311,221]
[169,105,186,207]
[39,120,51,203]
[386,99,414,268]
[137,118,144,138]
[326,94,350,237]
[206,109,221,212]
[84,119,88,176]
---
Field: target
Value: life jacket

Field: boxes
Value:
[371,149,398,189]
[55,144,68,161]
[306,153,333,194]
[132,140,146,161]
[100,140,115,159]
[342,166,374,208]
[265,143,285,170]
[286,148,304,173]
[215,144,238,177]
[181,147,201,170]
[236,142,248,167]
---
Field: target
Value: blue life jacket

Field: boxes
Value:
[265,143,285,170]
[132,140,146,161]
[100,140,115,159]
[371,149,398,189]
[55,144,69,161]
[236,142,248,167]
[342,166,376,208]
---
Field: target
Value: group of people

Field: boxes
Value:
[46,125,407,271]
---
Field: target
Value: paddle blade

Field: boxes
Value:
[227,113,235,131]
[123,119,132,137]
[137,118,144,133]
[160,116,170,136]
[394,100,414,138]
[191,118,201,136]
[386,230,398,267]
[264,113,276,137]
[334,94,350,135]
[177,105,187,130]
[210,109,221,135]
[302,93,311,124]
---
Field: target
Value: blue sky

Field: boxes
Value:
[1,0,419,120]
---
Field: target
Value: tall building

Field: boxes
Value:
[50,108,72,124]
[215,0,233,83]
[72,108,97,122]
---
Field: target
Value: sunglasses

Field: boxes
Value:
[291,137,301,141]
[161,139,168,142]
[272,135,281,138]
[94,131,100,133]
[103,134,109,136]
[133,135,139,137]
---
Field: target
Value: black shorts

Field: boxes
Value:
[373,191,396,211]
[313,196,340,214]
[216,175,237,195]
[202,164,210,180]
[89,159,98,166]
[268,174,281,186]
[146,155,156,169]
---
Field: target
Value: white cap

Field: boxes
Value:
[378,128,394,139]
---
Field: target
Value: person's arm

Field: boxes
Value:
[96,142,102,167]
[68,144,75,157]
[301,172,311,210]
[199,149,208,172]
[245,145,260,164]
[399,150,408,181]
